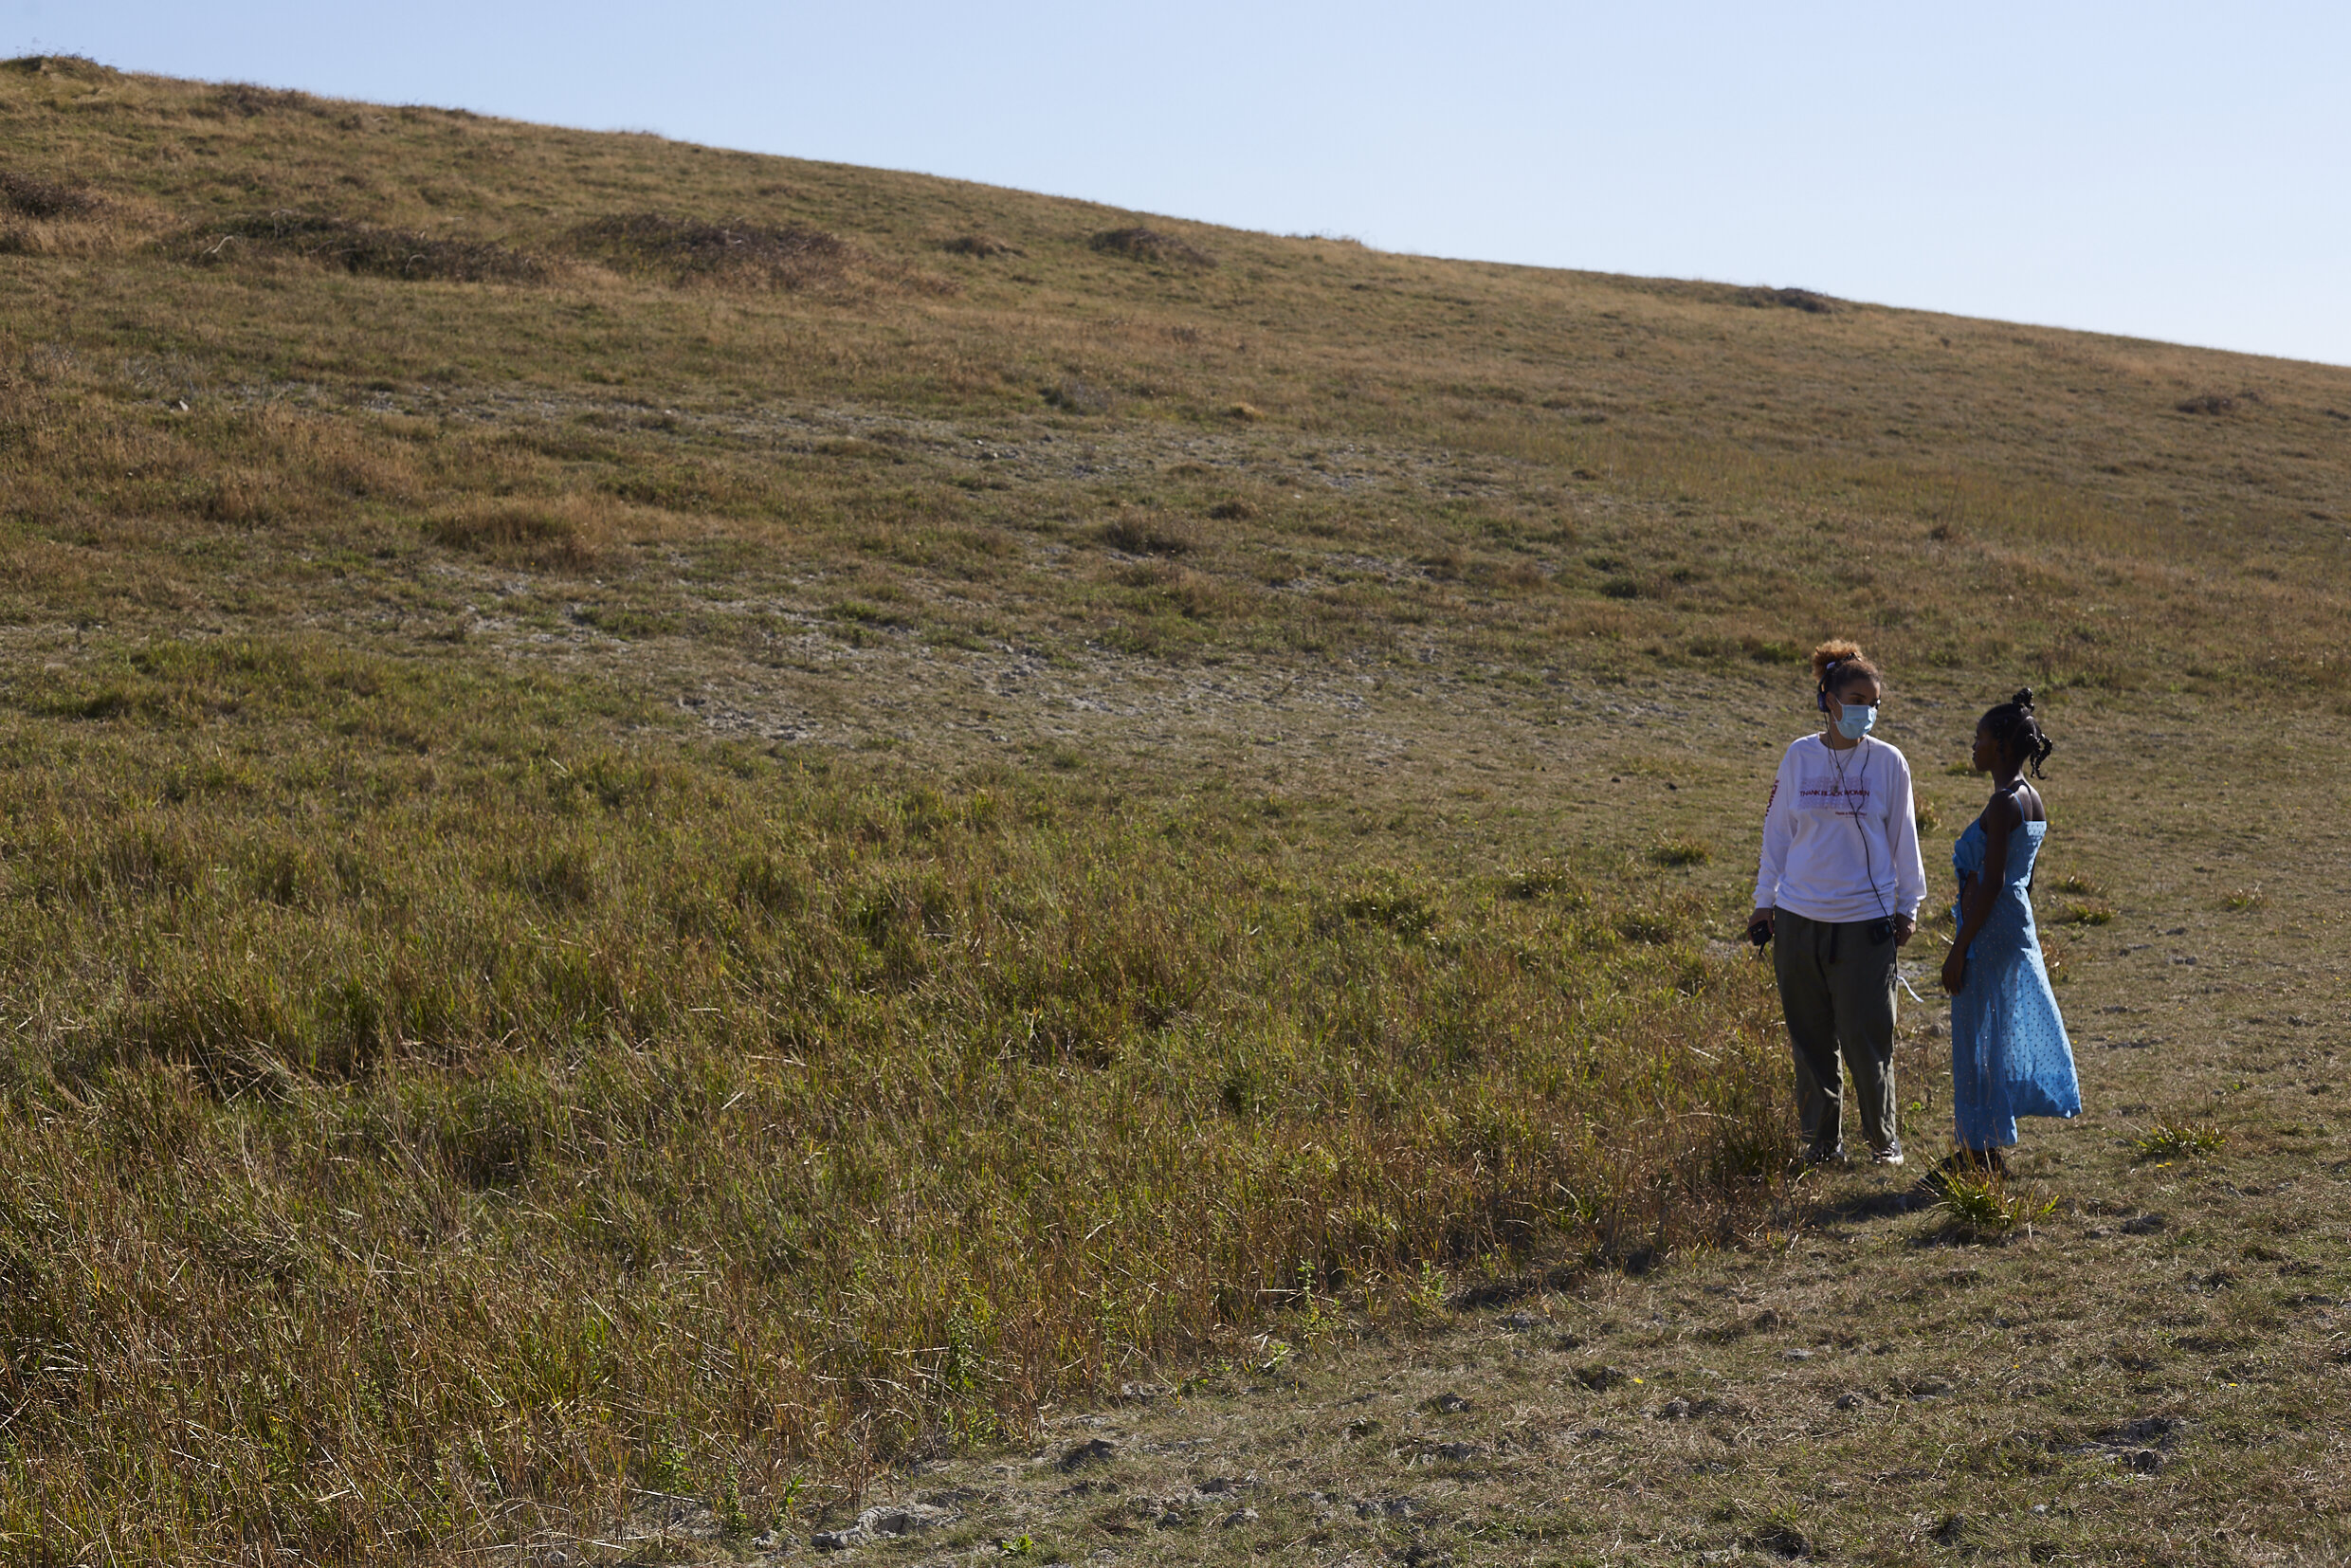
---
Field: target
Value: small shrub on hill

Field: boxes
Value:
[1099,512,1198,556]
[427,499,601,570]
[1090,226,1216,268]
[179,210,548,283]
[207,82,324,118]
[0,169,97,219]
[1740,285,1838,314]
[570,211,860,289]
[941,233,1023,257]
[1,53,117,81]
[0,167,124,257]
[1042,377,1111,413]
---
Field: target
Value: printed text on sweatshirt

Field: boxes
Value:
[1753,735,1928,923]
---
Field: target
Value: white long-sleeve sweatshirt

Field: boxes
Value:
[1753,734,1927,922]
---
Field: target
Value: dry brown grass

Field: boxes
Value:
[0,637,1792,1559]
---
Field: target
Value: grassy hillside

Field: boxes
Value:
[5,51,2348,706]
[2,53,2347,1565]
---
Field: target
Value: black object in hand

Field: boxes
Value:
[1746,918,1773,949]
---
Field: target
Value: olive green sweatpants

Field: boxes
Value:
[1771,909,1901,1158]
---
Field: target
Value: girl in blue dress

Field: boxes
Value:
[1939,689,2080,1175]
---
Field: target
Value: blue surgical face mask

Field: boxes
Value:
[1834,702,1878,741]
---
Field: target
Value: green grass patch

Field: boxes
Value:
[2130,1121,2228,1161]
[1932,1173,2051,1242]
[1647,832,1712,868]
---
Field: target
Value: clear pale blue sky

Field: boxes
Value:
[22,2,2351,366]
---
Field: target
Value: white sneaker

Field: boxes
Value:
[1872,1145,1904,1168]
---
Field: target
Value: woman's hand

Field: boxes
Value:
[1941,948,1967,994]
[1892,914,1917,948]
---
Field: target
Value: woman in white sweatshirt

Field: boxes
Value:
[1749,639,1928,1167]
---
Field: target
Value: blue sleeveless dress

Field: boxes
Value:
[1950,812,2081,1149]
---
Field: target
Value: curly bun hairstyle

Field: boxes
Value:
[1981,686,2055,777]
[1810,638,1882,697]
